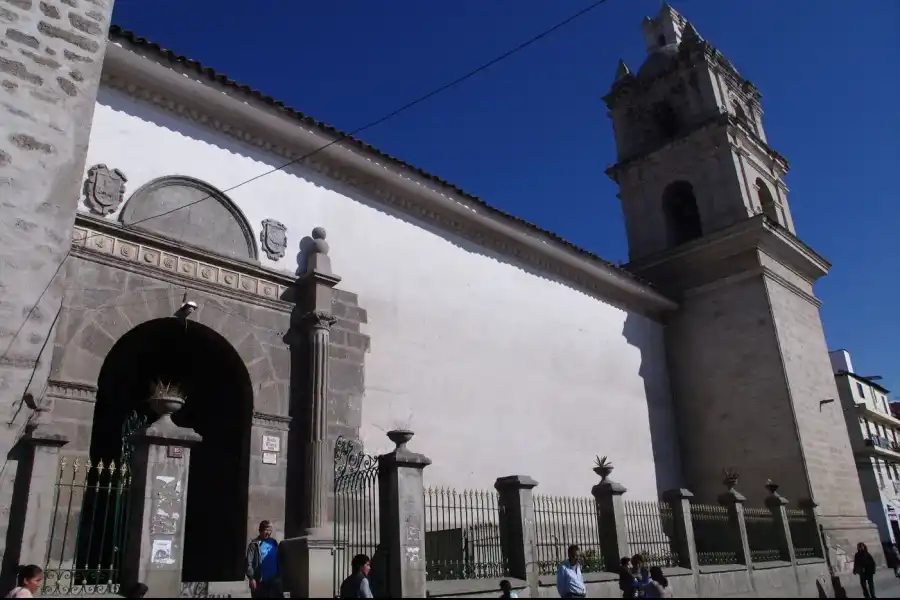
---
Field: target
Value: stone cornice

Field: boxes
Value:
[252,411,292,432]
[72,215,295,312]
[46,379,98,403]
[680,266,819,308]
[628,215,830,286]
[99,42,677,319]
[607,114,788,181]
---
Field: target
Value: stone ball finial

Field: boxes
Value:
[310,227,329,255]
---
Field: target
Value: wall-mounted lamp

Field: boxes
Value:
[173,292,198,333]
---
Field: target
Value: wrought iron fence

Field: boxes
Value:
[623,500,678,567]
[532,494,604,576]
[785,507,822,559]
[332,437,380,596]
[690,503,738,565]
[423,487,506,581]
[743,507,783,563]
[42,456,133,596]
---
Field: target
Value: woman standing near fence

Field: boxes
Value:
[4,565,42,599]
[642,566,674,598]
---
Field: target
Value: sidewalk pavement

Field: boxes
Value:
[839,571,900,598]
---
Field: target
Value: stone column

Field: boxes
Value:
[495,475,539,595]
[663,488,698,571]
[280,227,342,598]
[121,397,201,598]
[591,466,628,572]
[15,425,69,567]
[302,309,337,533]
[764,482,795,564]
[378,430,431,598]
[297,227,341,533]
[0,1,118,575]
[718,478,753,578]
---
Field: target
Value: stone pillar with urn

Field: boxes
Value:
[378,429,431,598]
[121,382,201,598]
[281,227,342,598]
[591,456,630,572]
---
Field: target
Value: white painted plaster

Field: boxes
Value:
[81,87,683,500]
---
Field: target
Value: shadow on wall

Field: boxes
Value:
[99,87,650,315]
[622,312,684,495]
[0,441,32,593]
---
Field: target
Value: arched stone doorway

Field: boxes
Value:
[89,317,253,583]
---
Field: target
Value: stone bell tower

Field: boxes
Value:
[604,3,879,565]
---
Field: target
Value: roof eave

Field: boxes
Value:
[102,38,678,317]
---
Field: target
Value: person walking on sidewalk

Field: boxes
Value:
[556,545,586,598]
[340,554,374,598]
[853,542,877,598]
[246,520,282,598]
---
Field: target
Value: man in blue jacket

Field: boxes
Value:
[246,520,281,598]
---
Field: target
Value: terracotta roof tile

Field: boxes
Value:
[108,26,655,289]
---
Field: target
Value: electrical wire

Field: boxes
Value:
[1,0,617,430]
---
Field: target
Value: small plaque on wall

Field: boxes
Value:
[262,435,280,453]
[262,452,277,465]
[168,446,184,459]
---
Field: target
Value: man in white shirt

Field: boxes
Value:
[556,545,586,598]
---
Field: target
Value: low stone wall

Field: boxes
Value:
[426,560,830,598]
[427,576,530,598]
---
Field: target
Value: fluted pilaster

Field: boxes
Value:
[302,309,336,531]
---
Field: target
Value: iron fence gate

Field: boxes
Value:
[332,437,380,597]
[42,410,146,595]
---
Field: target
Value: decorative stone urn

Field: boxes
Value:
[387,429,414,451]
[148,380,186,427]
[765,479,779,495]
[723,468,740,492]
[593,455,614,482]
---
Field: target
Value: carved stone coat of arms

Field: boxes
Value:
[260,218,288,261]
[83,164,127,216]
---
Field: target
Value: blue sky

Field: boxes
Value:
[112,0,900,392]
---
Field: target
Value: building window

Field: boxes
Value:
[858,382,866,398]
[755,178,784,226]
[653,102,679,140]
[662,180,703,247]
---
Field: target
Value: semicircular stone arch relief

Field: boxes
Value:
[119,175,259,262]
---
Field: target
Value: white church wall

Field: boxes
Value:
[80,86,683,500]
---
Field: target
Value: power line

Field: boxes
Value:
[80,0,615,238]
[1,0,616,386]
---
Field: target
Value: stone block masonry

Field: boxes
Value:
[0,0,116,583]
[328,289,369,442]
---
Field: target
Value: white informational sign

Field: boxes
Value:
[262,435,281,453]
[151,539,174,565]
[262,452,277,465]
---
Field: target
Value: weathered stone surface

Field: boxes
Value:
[0,6,19,21]
[38,1,58,18]
[6,28,39,48]
[37,20,98,52]
[0,0,117,578]
[328,291,368,436]
[612,5,875,569]
[0,56,42,83]
[20,48,60,68]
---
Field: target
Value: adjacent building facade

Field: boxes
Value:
[0,0,882,595]
[831,349,900,545]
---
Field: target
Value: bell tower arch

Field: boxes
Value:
[604,3,880,565]
[606,4,795,262]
